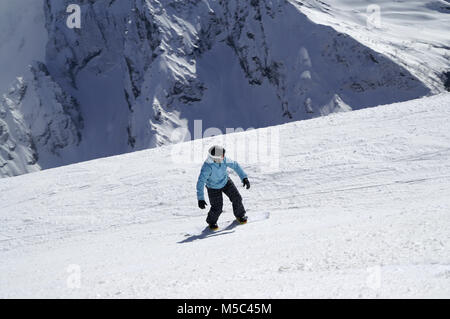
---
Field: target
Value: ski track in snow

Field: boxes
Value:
[0,94,450,298]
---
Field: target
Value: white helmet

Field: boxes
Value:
[208,145,225,163]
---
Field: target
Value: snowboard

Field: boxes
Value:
[209,211,270,231]
[181,211,270,241]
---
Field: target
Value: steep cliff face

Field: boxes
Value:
[0,62,83,177]
[0,77,38,177]
[0,0,439,177]
[44,0,429,145]
[22,62,83,166]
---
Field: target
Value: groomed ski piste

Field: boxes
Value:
[1,93,449,298]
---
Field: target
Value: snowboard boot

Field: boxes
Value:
[236,215,248,224]
[208,223,219,231]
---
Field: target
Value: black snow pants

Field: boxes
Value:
[206,178,246,225]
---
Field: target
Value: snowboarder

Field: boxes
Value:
[196,145,251,230]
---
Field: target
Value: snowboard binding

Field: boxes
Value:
[208,223,219,231]
[236,216,248,225]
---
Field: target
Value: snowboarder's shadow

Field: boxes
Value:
[178,220,240,244]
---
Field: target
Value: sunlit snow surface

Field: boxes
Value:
[0,94,449,298]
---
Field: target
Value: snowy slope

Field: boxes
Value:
[1,93,449,298]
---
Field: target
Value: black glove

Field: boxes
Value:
[198,200,207,209]
[242,178,250,189]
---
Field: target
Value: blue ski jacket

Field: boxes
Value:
[196,157,248,200]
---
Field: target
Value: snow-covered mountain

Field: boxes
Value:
[0,62,83,176]
[293,0,450,93]
[1,0,449,177]
[1,93,449,298]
